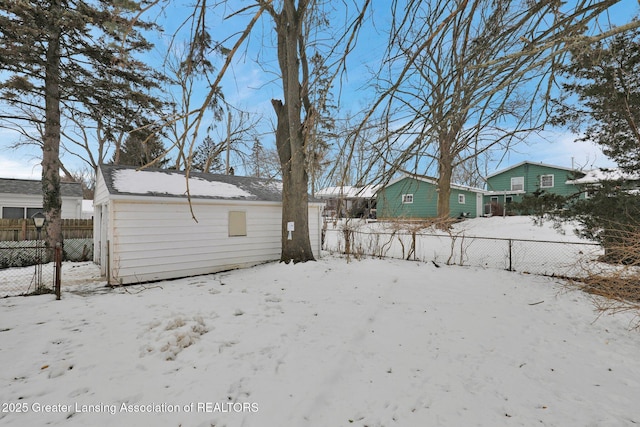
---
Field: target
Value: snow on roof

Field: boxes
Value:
[113,169,253,198]
[315,185,378,199]
[99,164,286,202]
[565,168,640,185]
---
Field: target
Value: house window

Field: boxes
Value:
[540,174,554,188]
[26,208,43,218]
[511,176,524,191]
[505,196,513,204]
[2,207,25,219]
[458,194,466,204]
[1,207,43,219]
[228,211,247,237]
[490,196,499,203]
[402,194,413,204]
[584,187,597,199]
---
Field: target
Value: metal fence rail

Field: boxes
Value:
[0,238,92,297]
[1,246,56,297]
[323,227,603,278]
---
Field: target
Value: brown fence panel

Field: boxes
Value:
[0,219,92,241]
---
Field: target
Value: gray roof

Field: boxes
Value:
[99,164,288,202]
[485,161,578,179]
[0,177,83,198]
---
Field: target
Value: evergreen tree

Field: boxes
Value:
[306,52,336,195]
[511,189,568,225]
[553,28,640,172]
[113,128,170,168]
[0,0,165,247]
[249,138,267,178]
[559,181,640,264]
[191,136,224,173]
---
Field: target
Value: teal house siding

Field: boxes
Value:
[484,161,583,206]
[449,188,479,218]
[377,176,482,219]
[377,177,437,218]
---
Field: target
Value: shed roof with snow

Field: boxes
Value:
[98,164,284,202]
[93,164,324,285]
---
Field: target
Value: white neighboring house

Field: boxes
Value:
[0,178,83,219]
[93,164,324,285]
[565,167,640,196]
[315,185,378,218]
[81,200,94,219]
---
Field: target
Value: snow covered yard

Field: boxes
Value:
[1,254,640,427]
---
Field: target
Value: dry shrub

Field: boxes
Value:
[573,273,640,330]
[569,226,640,330]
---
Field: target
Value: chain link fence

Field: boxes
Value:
[0,238,92,297]
[323,224,603,278]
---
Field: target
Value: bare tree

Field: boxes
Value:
[182,0,370,263]
[363,0,640,219]
[162,41,225,172]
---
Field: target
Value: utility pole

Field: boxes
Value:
[225,110,231,175]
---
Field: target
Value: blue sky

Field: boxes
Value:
[0,0,635,181]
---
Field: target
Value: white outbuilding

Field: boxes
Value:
[93,164,324,285]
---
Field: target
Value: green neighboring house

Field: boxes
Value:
[483,161,583,214]
[376,175,485,219]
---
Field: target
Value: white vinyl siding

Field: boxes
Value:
[100,197,323,285]
[108,200,279,283]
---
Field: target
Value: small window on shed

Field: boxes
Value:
[458,194,466,204]
[402,194,414,204]
[228,211,247,237]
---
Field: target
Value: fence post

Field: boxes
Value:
[508,239,513,271]
[55,243,62,300]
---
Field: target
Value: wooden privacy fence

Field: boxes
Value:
[0,218,93,241]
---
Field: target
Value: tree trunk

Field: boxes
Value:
[272,0,315,263]
[437,136,454,220]
[437,162,453,220]
[272,99,315,263]
[42,0,63,249]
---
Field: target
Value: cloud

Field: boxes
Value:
[0,155,41,179]
[500,130,617,171]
